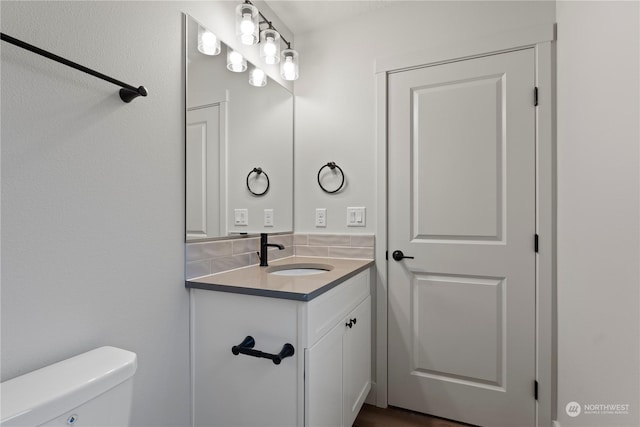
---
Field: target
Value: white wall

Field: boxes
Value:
[294,1,556,233]
[556,2,640,426]
[0,1,290,426]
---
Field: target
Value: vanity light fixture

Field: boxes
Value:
[236,2,259,45]
[260,28,280,65]
[197,25,221,55]
[236,0,300,81]
[281,49,299,81]
[249,67,267,87]
[227,48,247,72]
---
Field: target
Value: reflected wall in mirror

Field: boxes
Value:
[185,14,294,241]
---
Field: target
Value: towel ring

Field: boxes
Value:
[246,167,270,196]
[317,162,345,194]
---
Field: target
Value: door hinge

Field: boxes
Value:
[534,234,539,253]
[385,250,388,260]
[534,87,539,106]
[534,380,539,400]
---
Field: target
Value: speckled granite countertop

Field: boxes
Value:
[185,256,374,301]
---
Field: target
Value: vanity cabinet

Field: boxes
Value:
[306,296,371,427]
[190,268,371,427]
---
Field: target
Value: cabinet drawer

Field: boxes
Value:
[307,269,370,347]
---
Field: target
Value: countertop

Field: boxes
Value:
[185,256,374,301]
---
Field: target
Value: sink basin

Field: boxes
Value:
[267,263,334,276]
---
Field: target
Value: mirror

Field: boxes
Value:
[185,14,294,241]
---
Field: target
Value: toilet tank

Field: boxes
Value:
[1,346,137,427]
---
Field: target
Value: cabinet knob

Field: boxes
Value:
[345,320,353,329]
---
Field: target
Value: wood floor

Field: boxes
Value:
[354,404,473,427]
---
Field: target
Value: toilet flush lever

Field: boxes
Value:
[392,250,414,261]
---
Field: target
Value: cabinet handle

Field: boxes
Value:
[345,318,357,329]
[231,335,295,365]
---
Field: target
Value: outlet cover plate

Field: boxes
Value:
[315,208,327,227]
[264,209,274,227]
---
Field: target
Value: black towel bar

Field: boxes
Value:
[1,32,148,103]
[231,336,295,365]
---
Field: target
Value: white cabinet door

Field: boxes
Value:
[305,321,343,427]
[306,294,372,427]
[343,296,371,427]
[192,290,299,427]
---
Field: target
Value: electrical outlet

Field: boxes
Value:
[315,208,327,227]
[264,209,274,227]
[347,207,366,227]
[234,209,248,226]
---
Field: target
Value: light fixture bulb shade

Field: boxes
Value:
[280,49,299,81]
[249,67,267,87]
[236,3,259,45]
[197,25,221,55]
[227,48,247,72]
[260,29,281,65]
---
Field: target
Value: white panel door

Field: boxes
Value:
[387,48,536,427]
[186,105,224,239]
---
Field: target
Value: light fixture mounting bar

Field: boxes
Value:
[244,0,292,49]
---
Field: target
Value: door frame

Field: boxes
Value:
[373,24,556,427]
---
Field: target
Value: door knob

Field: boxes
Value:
[392,250,414,261]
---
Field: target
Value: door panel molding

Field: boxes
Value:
[411,273,506,388]
[411,73,506,243]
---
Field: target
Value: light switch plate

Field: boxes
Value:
[234,209,248,226]
[264,209,274,227]
[315,208,327,227]
[347,207,366,227]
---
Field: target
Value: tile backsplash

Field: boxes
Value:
[186,233,374,280]
[293,233,375,260]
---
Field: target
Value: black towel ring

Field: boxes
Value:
[246,167,270,196]
[317,162,345,194]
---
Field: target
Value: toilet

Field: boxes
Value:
[0,346,137,426]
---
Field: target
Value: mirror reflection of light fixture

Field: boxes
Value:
[281,49,299,81]
[260,28,280,65]
[236,2,259,45]
[249,67,267,87]
[227,48,247,72]
[197,25,221,55]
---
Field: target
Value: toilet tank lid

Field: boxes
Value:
[0,346,137,425]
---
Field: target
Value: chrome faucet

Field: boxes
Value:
[259,233,285,267]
